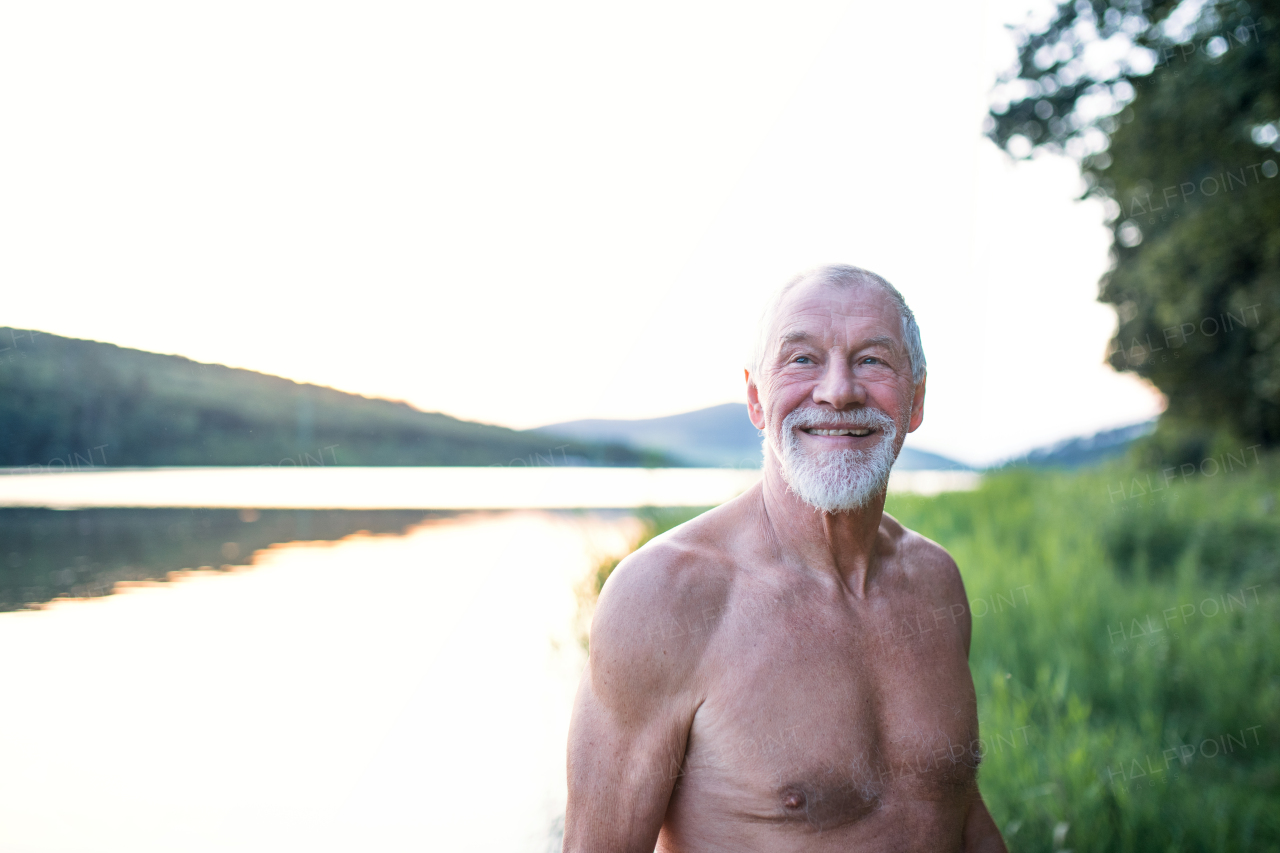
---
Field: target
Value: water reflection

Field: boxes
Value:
[0,508,446,610]
[0,510,636,853]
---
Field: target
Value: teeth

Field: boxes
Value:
[806,428,873,436]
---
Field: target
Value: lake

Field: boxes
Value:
[0,465,979,509]
[0,467,979,852]
[0,508,638,852]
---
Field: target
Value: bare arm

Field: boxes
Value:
[963,795,1008,852]
[564,546,710,853]
[949,551,1005,852]
[563,671,690,852]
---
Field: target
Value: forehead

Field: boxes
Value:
[771,279,902,343]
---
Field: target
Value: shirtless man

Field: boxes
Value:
[564,265,1006,852]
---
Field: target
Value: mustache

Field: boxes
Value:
[781,407,897,432]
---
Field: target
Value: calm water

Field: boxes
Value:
[0,466,762,510]
[0,467,980,852]
[0,466,978,510]
[0,508,639,853]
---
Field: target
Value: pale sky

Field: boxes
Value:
[0,0,1163,467]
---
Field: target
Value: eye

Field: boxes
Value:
[793,355,813,364]
[859,356,881,365]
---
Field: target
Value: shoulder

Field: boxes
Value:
[880,511,972,649]
[592,507,737,654]
[880,511,962,589]
[587,506,739,708]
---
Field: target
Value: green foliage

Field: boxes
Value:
[589,463,1280,850]
[987,1,1280,454]
[887,462,1279,851]
[584,506,709,598]
[0,328,673,467]
[576,506,709,649]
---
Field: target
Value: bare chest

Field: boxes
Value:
[673,590,979,831]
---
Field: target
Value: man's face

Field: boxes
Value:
[746,280,925,511]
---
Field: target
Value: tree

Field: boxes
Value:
[988,0,1280,460]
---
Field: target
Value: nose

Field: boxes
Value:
[812,357,866,409]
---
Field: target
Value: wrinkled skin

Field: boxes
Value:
[565,279,1006,853]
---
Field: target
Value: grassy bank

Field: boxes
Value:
[582,460,1280,852]
[889,462,1278,851]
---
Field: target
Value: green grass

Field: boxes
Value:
[887,462,1279,851]
[585,459,1280,851]
[575,507,709,649]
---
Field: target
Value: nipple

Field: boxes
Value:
[781,788,807,810]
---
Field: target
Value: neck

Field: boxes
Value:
[755,446,888,599]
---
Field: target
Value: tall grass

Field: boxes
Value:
[887,462,1279,851]
[574,507,708,650]
[583,459,1280,851]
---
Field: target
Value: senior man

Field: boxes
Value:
[564,265,1006,852]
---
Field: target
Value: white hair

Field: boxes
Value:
[772,406,899,512]
[748,264,926,386]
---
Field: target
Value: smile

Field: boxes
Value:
[803,428,874,437]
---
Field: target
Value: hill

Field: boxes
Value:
[539,403,970,470]
[0,328,672,468]
[999,420,1157,470]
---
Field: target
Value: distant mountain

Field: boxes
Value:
[538,403,971,470]
[0,328,675,468]
[998,420,1156,469]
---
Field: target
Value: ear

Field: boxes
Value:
[907,376,926,433]
[745,369,767,430]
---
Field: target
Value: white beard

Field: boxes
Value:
[770,407,900,513]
